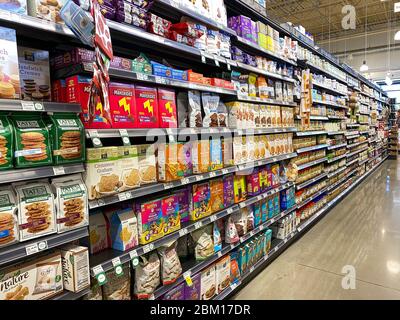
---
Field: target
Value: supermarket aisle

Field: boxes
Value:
[234,159,400,300]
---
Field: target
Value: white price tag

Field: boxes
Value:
[217,251,222,258]
[210,215,217,222]
[195,222,202,229]
[179,229,188,237]
[201,55,206,63]
[195,175,203,182]
[164,183,174,190]
[227,207,234,214]
[284,238,288,244]
[93,265,104,276]
[181,178,190,185]
[155,76,167,84]
[270,218,275,224]
[149,294,155,300]
[112,257,121,267]
[21,101,35,110]
[250,266,255,273]
[258,161,263,166]
[137,73,149,81]
[222,169,229,175]
[118,193,128,202]
[25,243,39,256]
[129,250,138,259]
[209,172,216,178]
[183,271,193,286]
[227,62,231,71]
[53,166,65,176]
[142,245,152,254]
[274,246,279,252]
[230,283,238,290]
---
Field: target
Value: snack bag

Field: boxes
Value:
[202,93,220,127]
[134,253,160,299]
[47,113,85,164]
[0,115,14,170]
[0,188,18,247]
[188,90,202,127]
[225,216,239,244]
[158,241,182,286]
[10,114,53,168]
[191,225,214,261]
[103,264,131,300]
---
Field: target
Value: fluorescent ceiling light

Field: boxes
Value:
[395,30,400,41]
[360,61,369,72]
[386,74,393,86]
[395,2,400,13]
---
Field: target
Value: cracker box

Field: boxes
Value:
[14,180,56,241]
[246,168,260,196]
[253,202,262,226]
[0,188,18,247]
[0,115,14,170]
[61,245,90,293]
[136,198,164,244]
[210,138,223,171]
[215,255,231,294]
[233,175,247,203]
[157,142,179,182]
[184,272,200,300]
[52,174,89,234]
[201,265,216,300]
[109,82,136,128]
[237,247,247,274]
[271,164,280,187]
[230,252,240,284]
[84,147,122,200]
[192,140,210,173]
[177,142,193,177]
[118,146,140,191]
[84,211,108,254]
[223,174,235,208]
[0,0,27,13]
[190,182,211,221]
[222,136,233,167]
[18,46,51,101]
[0,27,20,99]
[135,86,159,128]
[110,207,138,251]
[11,115,53,168]
[174,187,190,223]
[260,199,268,223]
[47,113,85,165]
[162,283,185,300]
[66,75,91,127]
[0,252,63,300]
[52,79,66,103]
[161,195,180,235]
[137,144,157,185]
[28,0,66,24]
[157,88,177,128]
[209,178,224,213]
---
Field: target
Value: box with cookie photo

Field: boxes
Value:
[13,180,57,241]
[0,188,19,248]
[46,113,85,165]
[27,0,66,24]
[10,114,53,168]
[18,46,51,101]
[51,173,88,234]
[0,115,14,170]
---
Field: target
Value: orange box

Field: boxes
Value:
[192,140,210,173]
[187,70,203,84]
[202,77,212,86]
[210,78,225,88]
[157,143,179,182]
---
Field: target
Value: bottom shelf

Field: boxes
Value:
[216,155,388,300]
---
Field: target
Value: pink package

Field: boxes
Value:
[246,168,260,196]
[223,174,235,208]
[161,195,180,235]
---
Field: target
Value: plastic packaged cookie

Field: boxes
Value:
[157,241,182,286]
[0,187,18,247]
[0,115,14,170]
[134,252,160,300]
[202,93,220,127]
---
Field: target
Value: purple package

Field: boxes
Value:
[100,4,116,19]
[223,174,235,208]
[246,168,260,196]
[250,20,258,44]
[114,11,133,24]
[114,0,132,12]
[162,283,185,300]
[184,273,201,300]
[174,187,190,223]
[110,56,132,71]
[231,46,244,57]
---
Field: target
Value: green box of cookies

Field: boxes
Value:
[46,113,85,165]
[0,115,14,170]
[10,114,53,168]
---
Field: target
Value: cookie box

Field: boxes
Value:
[66,75,91,127]
[215,255,231,294]
[14,180,56,241]
[157,88,177,128]
[110,207,138,251]
[178,142,193,177]
[173,187,190,223]
[134,86,159,128]
[223,174,235,208]
[183,272,200,300]
[0,27,20,99]
[210,138,223,171]
[84,210,109,254]
[52,79,66,103]
[162,283,184,300]
[52,174,89,234]
[233,175,247,203]
[28,0,66,24]
[18,46,51,101]
[132,53,152,75]
[84,147,122,200]
[0,252,63,300]
[137,144,157,185]
[118,146,140,191]
[157,143,180,182]
[200,265,216,300]
[246,169,260,196]
[0,0,27,13]
[192,140,210,174]
[190,182,211,221]
[151,61,172,78]
[253,202,262,226]
[0,188,18,248]
[109,82,136,128]
[61,245,90,293]
[209,178,224,214]
[135,198,164,244]
[0,115,14,170]
[237,247,247,274]
[47,113,85,164]
[230,251,240,284]
[161,195,180,235]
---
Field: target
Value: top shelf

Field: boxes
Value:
[0,99,81,113]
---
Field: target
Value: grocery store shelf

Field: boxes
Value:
[236,94,297,107]
[328,115,347,120]
[295,130,327,136]
[326,165,347,178]
[346,134,360,139]
[235,36,297,66]
[347,140,368,149]
[0,99,81,113]
[296,115,329,121]
[51,288,90,300]
[0,227,88,267]
[358,122,369,125]
[359,158,369,165]
[346,158,359,166]
[358,111,370,115]
[296,186,328,209]
[237,153,298,172]
[156,0,236,36]
[312,82,347,96]
[313,99,346,108]
[327,131,346,136]
[296,172,328,190]
[0,164,85,185]
[238,182,294,208]
[303,61,347,84]
[347,123,360,128]
[296,157,327,170]
[327,143,347,150]
[295,144,329,154]
[347,146,368,158]
[326,154,347,163]
[235,62,295,83]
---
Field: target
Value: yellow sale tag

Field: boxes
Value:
[184,272,193,287]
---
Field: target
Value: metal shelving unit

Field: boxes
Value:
[0,99,81,113]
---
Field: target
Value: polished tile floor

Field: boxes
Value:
[234,159,400,300]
